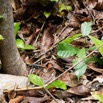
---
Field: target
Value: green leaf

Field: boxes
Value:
[73,58,87,80]
[57,43,79,58]
[50,0,58,2]
[81,22,92,36]
[43,12,51,18]
[0,35,4,40]
[73,48,87,80]
[85,57,103,65]
[0,15,3,20]
[47,80,67,90]
[77,48,86,59]
[24,45,35,50]
[88,46,96,51]
[89,36,103,56]
[16,39,24,49]
[28,74,44,86]
[60,34,81,44]
[58,3,72,12]
[14,22,20,36]
[91,92,103,103]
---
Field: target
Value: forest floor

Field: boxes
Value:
[8,0,103,103]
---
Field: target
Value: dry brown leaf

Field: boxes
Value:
[46,60,64,72]
[24,55,34,65]
[88,63,103,73]
[67,85,90,96]
[25,95,49,103]
[9,96,24,103]
[86,0,103,10]
[50,99,65,103]
[67,13,80,28]
[59,73,87,87]
[40,28,54,55]
[41,68,56,84]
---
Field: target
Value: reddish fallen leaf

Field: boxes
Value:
[46,60,64,72]
[24,55,34,64]
[9,96,24,103]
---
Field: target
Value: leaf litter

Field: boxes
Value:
[2,0,103,102]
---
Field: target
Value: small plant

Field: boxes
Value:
[28,74,67,90]
[14,22,35,50]
[57,22,103,80]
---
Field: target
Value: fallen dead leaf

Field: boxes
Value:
[67,85,90,96]
[40,28,54,55]
[25,95,49,103]
[59,73,87,87]
[9,96,24,103]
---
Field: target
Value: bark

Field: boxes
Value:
[0,0,28,76]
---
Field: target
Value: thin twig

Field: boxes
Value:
[45,88,59,103]
[91,27,103,34]
[4,44,103,93]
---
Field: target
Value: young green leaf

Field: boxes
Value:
[81,22,92,36]
[47,80,67,90]
[0,35,4,40]
[73,58,87,80]
[14,22,20,36]
[28,74,44,86]
[24,45,35,50]
[43,12,51,18]
[77,48,86,59]
[57,43,79,58]
[89,36,103,56]
[73,48,87,80]
[58,3,72,12]
[91,92,103,103]
[16,39,24,49]
[85,57,103,65]
[0,15,3,20]
[60,34,81,44]
[50,0,58,2]
[88,46,96,51]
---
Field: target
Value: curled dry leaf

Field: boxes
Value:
[66,13,80,28]
[86,0,103,10]
[9,96,24,103]
[88,63,103,73]
[59,73,87,87]
[87,75,103,91]
[46,60,64,72]
[24,55,34,65]
[40,28,54,55]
